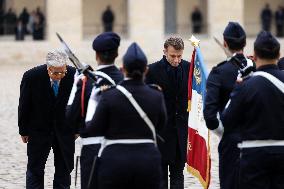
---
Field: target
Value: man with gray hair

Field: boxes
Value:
[145,37,190,189]
[18,49,76,189]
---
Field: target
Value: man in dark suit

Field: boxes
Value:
[261,4,272,32]
[222,31,284,189]
[18,50,76,189]
[65,32,123,189]
[145,37,190,189]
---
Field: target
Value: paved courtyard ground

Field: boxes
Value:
[0,63,220,189]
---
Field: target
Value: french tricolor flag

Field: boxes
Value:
[187,44,211,189]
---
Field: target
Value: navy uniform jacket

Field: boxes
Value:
[204,54,250,189]
[222,64,284,141]
[65,65,123,138]
[203,55,244,130]
[145,56,189,163]
[86,79,167,139]
[18,64,76,136]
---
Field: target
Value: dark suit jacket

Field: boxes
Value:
[145,56,190,163]
[18,64,76,136]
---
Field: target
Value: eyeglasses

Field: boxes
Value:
[49,70,67,76]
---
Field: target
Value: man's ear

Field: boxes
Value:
[121,65,127,75]
[163,49,167,56]
[223,40,228,48]
[253,51,257,62]
[95,53,99,62]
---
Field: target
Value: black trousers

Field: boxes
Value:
[26,133,74,189]
[218,134,240,189]
[160,144,185,189]
[97,144,162,189]
[80,144,100,189]
[240,147,284,189]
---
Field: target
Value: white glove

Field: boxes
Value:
[85,87,101,122]
[212,113,224,138]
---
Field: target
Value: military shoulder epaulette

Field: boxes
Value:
[100,85,115,92]
[215,60,227,67]
[148,84,163,91]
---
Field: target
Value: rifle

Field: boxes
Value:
[56,33,96,82]
[213,36,232,58]
[57,33,97,187]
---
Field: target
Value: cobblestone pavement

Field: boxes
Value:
[0,64,220,189]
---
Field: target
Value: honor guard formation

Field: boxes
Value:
[18,22,284,189]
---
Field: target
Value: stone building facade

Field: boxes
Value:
[1,0,283,66]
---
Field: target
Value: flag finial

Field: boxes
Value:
[189,35,200,47]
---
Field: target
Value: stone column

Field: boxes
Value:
[46,0,82,43]
[208,0,244,38]
[127,0,164,45]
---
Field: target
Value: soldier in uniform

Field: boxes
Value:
[86,42,167,189]
[18,50,76,189]
[66,32,123,189]
[102,5,115,32]
[261,4,273,32]
[275,6,284,37]
[203,22,254,189]
[191,6,203,33]
[222,31,284,189]
[145,37,190,189]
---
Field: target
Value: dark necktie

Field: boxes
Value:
[52,80,59,97]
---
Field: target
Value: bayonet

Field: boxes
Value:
[56,33,96,82]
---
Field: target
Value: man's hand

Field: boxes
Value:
[21,136,29,143]
[75,134,80,140]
